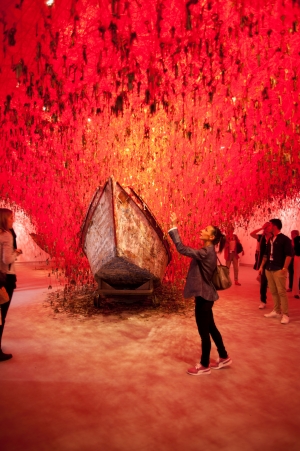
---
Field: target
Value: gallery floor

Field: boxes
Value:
[0,262,299,451]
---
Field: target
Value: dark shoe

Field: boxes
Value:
[294,295,300,299]
[0,351,13,361]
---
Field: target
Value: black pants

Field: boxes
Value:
[195,296,228,368]
[288,258,294,290]
[260,269,268,303]
[0,275,16,350]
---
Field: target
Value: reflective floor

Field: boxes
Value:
[0,263,299,451]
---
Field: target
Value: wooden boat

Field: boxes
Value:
[80,176,171,294]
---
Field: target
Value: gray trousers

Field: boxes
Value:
[226,253,239,281]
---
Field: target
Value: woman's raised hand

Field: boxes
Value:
[170,212,178,228]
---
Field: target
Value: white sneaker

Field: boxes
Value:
[264,310,281,318]
[258,303,266,309]
[281,314,289,324]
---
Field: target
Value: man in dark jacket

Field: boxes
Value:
[259,219,292,324]
[250,222,273,309]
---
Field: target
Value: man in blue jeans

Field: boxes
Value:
[259,219,292,324]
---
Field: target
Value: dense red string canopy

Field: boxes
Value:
[0,0,300,284]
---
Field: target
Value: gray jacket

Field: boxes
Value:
[169,228,219,301]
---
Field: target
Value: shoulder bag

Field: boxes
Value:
[212,256,232,290]
[236,241,243,254]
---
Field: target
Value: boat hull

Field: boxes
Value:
[81,177,170,289]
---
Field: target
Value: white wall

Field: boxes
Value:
[0,205,51,263]
[13,221,50,263]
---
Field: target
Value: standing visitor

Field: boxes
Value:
[293,233,300,299]
[224,228,244,286]
[259,219,292,324]
[168,213,232,375]
[287,230,299,292]
[0,208,23,361]
[250,222,273,309]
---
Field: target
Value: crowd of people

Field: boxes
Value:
[1,206,300,376]
[168,215,299,376]
[250,221,300,321]
[221,220,299,324]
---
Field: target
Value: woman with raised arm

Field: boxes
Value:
[168,213,232,375]
[0,208,22,362]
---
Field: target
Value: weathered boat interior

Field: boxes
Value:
[81,177,171,291]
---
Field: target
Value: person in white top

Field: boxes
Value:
[0,208,23,361]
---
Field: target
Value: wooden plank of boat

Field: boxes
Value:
[81,176,171,291]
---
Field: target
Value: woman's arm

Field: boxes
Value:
[250,228,262,239]
[250,223,271,239]
[169,228,207,260]
[170,212,178,229]
[259,256,267,273]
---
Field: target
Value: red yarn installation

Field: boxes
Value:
[0,0,300,283]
